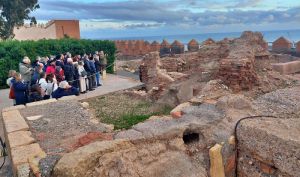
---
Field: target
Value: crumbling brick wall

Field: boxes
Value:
[218,59,259,92]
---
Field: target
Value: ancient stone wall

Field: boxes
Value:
[296,41,300,55]
[14,20,80,41]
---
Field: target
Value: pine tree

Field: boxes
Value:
[0,0,39,40]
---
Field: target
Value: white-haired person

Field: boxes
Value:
[63,58,75,85]
[19,56,34,84]
[78,61,88,93]
[51,81,79,99]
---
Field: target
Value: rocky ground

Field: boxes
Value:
[19,100,110,154]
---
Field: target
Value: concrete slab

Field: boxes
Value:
[2,105,25,112]
[26,98,57,107]
[58,95,78,101]
[272,60,300,74]
[76,74,143,100]
[7,131,35,148]
[2,110,29,133]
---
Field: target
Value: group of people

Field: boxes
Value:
[7,51,108,105]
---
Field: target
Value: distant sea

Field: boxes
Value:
[103,29,300,45]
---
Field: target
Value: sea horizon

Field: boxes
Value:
[91,29,300,45]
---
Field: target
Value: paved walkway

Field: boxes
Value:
[0,74,142,177]
[77,74,143,100]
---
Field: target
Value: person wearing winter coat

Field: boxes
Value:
[52,81,79,99]
[89,57,97,88]
[83,55,94,91]
[46,59,56,75]
[31,63,44,85]
[55,54,65,70]
[13,73,29,105]
[54,66,65,83]
[28,84,43,103]
[94,55,102,86]
[64,58,75,84]
[99,51,107,71]
[73,63,80,88]
[19,57,34,83]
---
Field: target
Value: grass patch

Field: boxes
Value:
[86,92,173,130]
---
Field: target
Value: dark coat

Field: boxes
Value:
[56,60,64,70]
[52,87,79,99]
[63,63,75,82]
[13,81,28,105]
[83,59,92,73]
[89,61,96,74]
[31,71,40,85]
[73,67,80,88]
[94,60,101,72]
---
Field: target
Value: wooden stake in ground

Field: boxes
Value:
[102,70,107,80]
[209,144,225,177]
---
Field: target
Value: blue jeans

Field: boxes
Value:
[95,72,102,85]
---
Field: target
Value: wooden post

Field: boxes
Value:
[102,70,107,80]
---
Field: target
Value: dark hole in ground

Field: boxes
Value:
[183,132,199,144]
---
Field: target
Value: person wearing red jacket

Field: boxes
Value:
[46,59,56,75]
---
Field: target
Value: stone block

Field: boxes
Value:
[2,105,26,112]
[11,143,46,170]
[2,110,29,133]
[237,118,300,176]
[26,98,57,107]
[272,61,300,74]
[8,131,35,148]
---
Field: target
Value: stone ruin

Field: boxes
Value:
[3,31,300,177]
[139,31,292,106]
[51,31,300,177]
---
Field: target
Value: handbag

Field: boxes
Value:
[9,86,15,99]
[81,70,88,77]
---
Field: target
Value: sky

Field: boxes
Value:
[31,0,300,39]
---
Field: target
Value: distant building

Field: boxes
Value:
[14,20,80,41]
[171,40,184,54]
[272,37,292,53]
[202,38,215,45]
[188,39,199,52]
[160,40,171,56]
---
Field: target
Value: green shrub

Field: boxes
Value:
[0,39,116,88]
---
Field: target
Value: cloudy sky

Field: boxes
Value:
[32,0,300,39]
